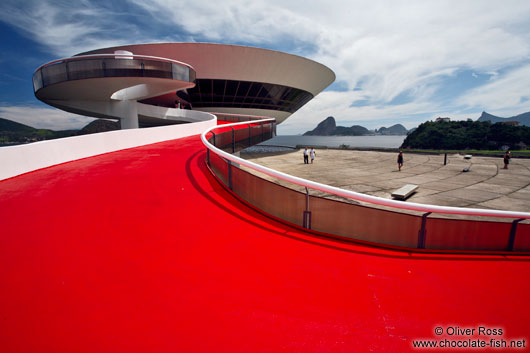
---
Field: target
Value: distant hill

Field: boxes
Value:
[334,125,371,136]
[0,118,36,133]
[477,111,530,126]
[376,124,408,135]
[304,117,372,136]
[302,111,530,140]
[0,117,74,143]
[304,117,411,136]
[0,118,118,144]
[79,119,119,134]
[303,116,336,135]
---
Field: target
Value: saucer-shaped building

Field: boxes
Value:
[33,43,336,128]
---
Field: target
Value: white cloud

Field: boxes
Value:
[309,1,530,104]
[2,0,530,132]
[132,0,530,133]
[129,0,530,93]
[457,63,530,116]
[0,0,154,57]
[278,90,441,134]
[0,105,95,130]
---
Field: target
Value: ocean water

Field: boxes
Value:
[260,135,407,149]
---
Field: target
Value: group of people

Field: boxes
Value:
[301,149,513,170]
[303,147,316,164]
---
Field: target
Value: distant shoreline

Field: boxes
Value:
[247,142,530,158]
[258,134,407,149]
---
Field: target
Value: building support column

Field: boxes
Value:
[120,100,139,129]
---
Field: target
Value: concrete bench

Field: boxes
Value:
[391,184,418,200]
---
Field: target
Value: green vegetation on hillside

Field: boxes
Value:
[0,118,36,133]
[0,117,81,144]
[401,120,530,150]
[333,125,370,136]
[0,117,119,145]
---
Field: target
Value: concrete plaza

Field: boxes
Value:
[241,149,530,215]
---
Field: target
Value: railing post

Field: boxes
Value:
[248,124,252,147]
[444,152,447,165]
[302,187,312,229]
[211,131,216,147]
[261,123,265,142]
[507,219,523,251]
[206,148,210,166]
[231,127,235,153]
[227,160,233,190]
[417,212,431,249]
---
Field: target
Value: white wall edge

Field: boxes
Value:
[0,113,216,181]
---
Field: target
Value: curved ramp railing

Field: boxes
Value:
[202,118,530,253]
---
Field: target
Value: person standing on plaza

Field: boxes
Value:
[310,148,316,164]
[503,150,511,169]
[303,147,309,164]
[397,151,404,171]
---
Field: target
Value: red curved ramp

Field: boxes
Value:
[1,135,529,352]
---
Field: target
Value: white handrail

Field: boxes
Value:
[201,119,530,219]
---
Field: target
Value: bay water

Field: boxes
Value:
[260,135,407,149]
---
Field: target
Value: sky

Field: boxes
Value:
[1,0,530,134]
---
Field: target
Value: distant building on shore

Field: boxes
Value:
[502,121,520,126]
[435,117,450,122]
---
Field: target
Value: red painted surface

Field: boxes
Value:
[1,135,529,352]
